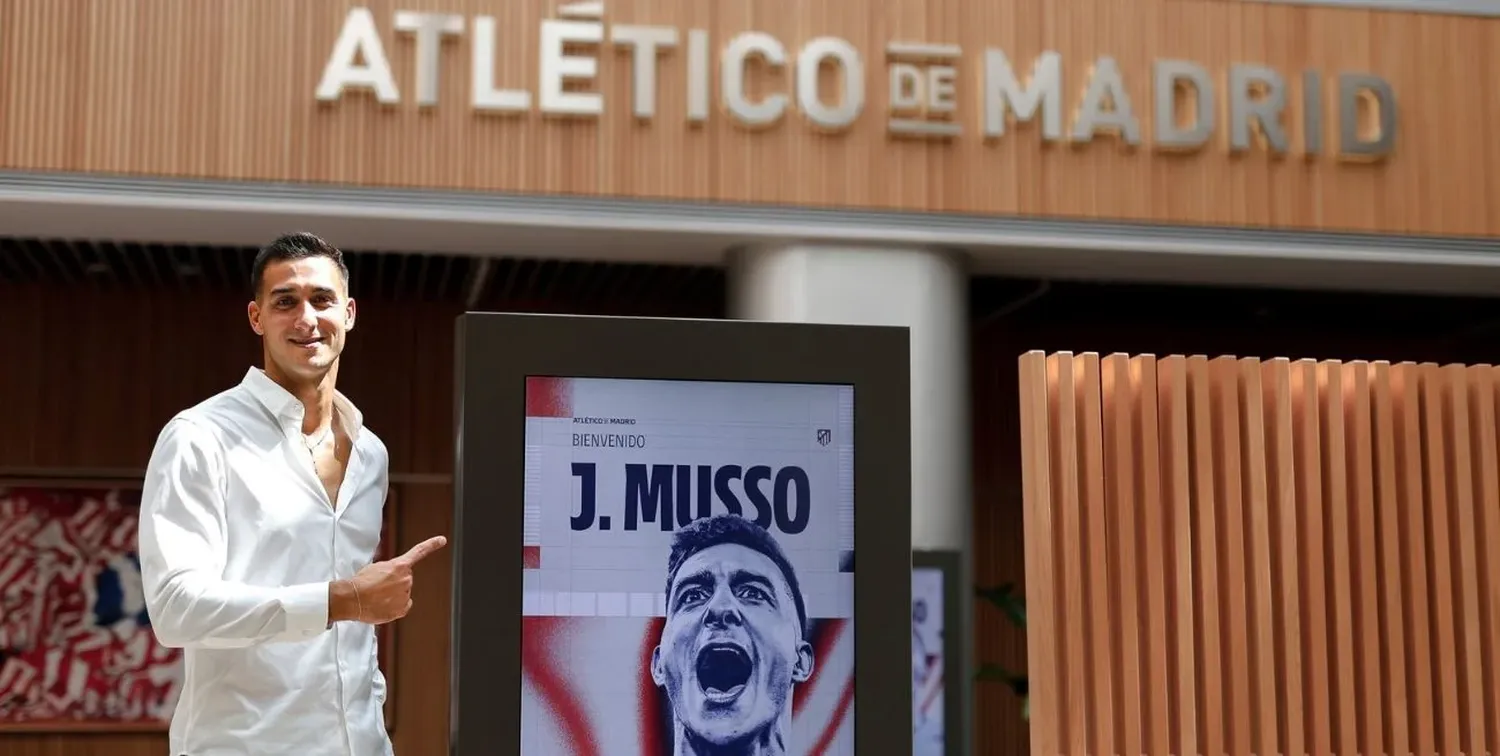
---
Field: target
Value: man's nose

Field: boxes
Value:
[703,589,744,627]
[295,301,319,328]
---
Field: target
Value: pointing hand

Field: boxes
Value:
[332,535,448,624]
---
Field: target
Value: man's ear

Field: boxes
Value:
[247,301,264,336]
[344,297,357,332]
[792,640,815,684]
[650,645,666,687]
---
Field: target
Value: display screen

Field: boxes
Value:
[910,566,946,756]
[521,376,856,756]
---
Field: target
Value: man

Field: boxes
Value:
[137,232,446,755]
[651,514,815,756]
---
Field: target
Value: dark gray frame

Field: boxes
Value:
[450,311,913,756]
[911,549,964,756]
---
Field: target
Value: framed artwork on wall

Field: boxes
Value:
[0,474,401,733]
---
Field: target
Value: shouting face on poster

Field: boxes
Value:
[652,515,814,754]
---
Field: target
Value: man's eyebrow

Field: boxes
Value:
[728,568,773,585]
[270,284,336,295]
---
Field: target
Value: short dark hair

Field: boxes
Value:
[664,514,808,639]
[249,232,349,299]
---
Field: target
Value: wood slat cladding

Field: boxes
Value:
[1018,350,1500,756]
[0,0,1494,236]
[963,280,1500,756]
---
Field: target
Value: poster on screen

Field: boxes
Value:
[911,565,946,756]
[519,375,856,756]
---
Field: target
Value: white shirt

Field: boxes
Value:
[137,367,394,756]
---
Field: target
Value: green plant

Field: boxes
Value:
[975,582,1029,721]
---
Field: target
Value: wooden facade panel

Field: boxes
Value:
[1101,354,1144,756]
[1419,363,1465,756]
[1019,350,1500,756]
[1187,355,1227,756]
[972,290,1500,756]
[0,0,1495,236]
[1263,358,1307,756]
[1370,362,1411,756]
[1393,361,1438,756]
[1158,355,1199,756]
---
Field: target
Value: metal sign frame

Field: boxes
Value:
[450,311,913,756]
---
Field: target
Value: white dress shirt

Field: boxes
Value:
[138,367,394,756]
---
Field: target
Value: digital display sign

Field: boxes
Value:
[450,312,910,756]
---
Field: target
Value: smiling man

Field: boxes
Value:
[138,232,446,755]
[651,513,815,756]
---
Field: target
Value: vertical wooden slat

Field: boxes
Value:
[1134,356,1172,756]
[1290,360,1338,756]
[1371,362,1412,756]
[1393,362,1437,756]
[1262,358,1304,756]
[1076,353,1118,756]
[1019,351,1062,756]
[1158,355,1199,756]
[1472,365,1500,755]
[1238,359,1280,756]
[1344,361,1387,756]
[1050,353,1091,756]
[1211,356,1252,756]
[1188,355,1226,756]
[1319,360,1361,756]
[1291,358,1333,756]
[1104,354,1145,756]
[1442,364,1488,756]
[1420,362,1464,756]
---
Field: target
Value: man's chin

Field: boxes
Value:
[685,702,765,747]
[280,351,334,371]
[685,720,758,750]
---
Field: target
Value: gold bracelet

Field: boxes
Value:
[352,582,363,622]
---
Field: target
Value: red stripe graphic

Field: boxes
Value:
[792,618,847,716]
[521,617,600,756]
[919,663,943,717]
[807,676,855,756]
[638,617,667,756]
[526,377,572,418]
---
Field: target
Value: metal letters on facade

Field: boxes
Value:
[314,3,1398,161]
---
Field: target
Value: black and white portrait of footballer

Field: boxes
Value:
[650,514,815,756]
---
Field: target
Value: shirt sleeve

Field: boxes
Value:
[138,416,332,649]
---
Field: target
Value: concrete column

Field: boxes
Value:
[727,243,974,754]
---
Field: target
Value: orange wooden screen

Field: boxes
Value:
[1017,351,1500,756]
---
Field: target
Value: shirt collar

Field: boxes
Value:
[240,367,366,442]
